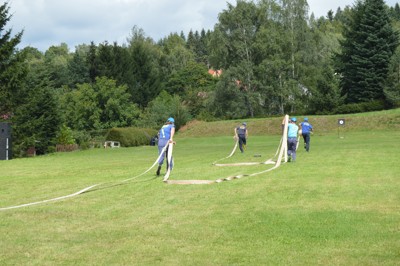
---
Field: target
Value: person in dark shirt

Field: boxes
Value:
[234,122,248,153]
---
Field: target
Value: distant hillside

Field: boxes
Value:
[177,109,400,138]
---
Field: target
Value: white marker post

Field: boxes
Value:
[338,118,345,138]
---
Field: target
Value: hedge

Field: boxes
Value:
[104,127,158,147]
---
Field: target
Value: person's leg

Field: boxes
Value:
[157,139,167,175]
[288,138,297,162]
[287,139,292,161]
[158,144,166,165]
[302,134,307,149]
[292,139,297,161]
[165,145,174,170]
[238,137,244,153]
[157,147,164,176]
[242,137,247,150]
[156,164,162,176]
[305,134,310,152]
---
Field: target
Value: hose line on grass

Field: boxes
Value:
[1,116,291,207]
[0,144,170,211]
[166,115,290,185]
[211,139,238,165]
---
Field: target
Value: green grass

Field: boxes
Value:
[1,113,400,265]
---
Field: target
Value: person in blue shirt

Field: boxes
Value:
[287,117,299,162]
[300,117,313,152]
[234,122,248,153]
[156,117,175,176]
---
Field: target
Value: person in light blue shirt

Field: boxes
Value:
[287,117,299,162]
[156,117,175,176]
[300,117,313,152]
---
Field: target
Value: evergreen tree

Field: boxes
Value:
[44,43,71,89]
[309,63,343,114]
[97,41,113,78]
[337,0,399,103]
[67,44,90,87]
[127,27,162,108]
[384,46,400,106]
[0,2,26,118]
[389,3,400,20]
[13,45,62,156]
[13,85,61,155]
[110,42,131,86]
[87,41,98,83]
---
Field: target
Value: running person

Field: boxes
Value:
[156,117,175,176]
[235,122,248,153]
[300,117,313,152]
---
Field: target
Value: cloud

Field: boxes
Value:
[9,0,232,51]
[307,0,398,18]
[7,0,398,52]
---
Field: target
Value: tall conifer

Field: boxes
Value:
[337,0,398,103]
[0,2,26,118]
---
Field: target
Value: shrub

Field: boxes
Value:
[57,125,75,145]
[334,100,386,114]
[105,127,158,147]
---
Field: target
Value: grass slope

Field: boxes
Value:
[178,108,400,137]
[0,110,399,265]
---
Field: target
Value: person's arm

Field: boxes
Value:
[234,128,238,139]
[246,129,248,139]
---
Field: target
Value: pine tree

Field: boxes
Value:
[87,41,98,83]
[337,0,399,103]
[0,2,26,118]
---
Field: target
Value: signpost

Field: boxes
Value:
[338,118,345,138]
[0,122,12,160]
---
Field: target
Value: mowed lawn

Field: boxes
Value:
[0,129,399,265]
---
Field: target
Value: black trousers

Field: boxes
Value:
[238,135,247,152]
[302,133,311,152]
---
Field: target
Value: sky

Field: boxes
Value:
[7,0,399,52]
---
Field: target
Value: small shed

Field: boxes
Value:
[104,141,121,148]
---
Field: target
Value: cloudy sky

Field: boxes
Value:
[8,0,399,52]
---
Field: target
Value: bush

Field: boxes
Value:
[72,130,92,150]
[105,127,158,147]
[333,100,386,114]
[57,125,75,145]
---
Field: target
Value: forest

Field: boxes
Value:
[0,0,399,156]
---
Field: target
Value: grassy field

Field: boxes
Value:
[1,111,400,265]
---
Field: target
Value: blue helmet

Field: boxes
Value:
[242,122,247,126]
[167,117,175,123]
[304,117,308,122]
[291,117,297,122]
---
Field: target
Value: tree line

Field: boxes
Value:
[0,0,399,156]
